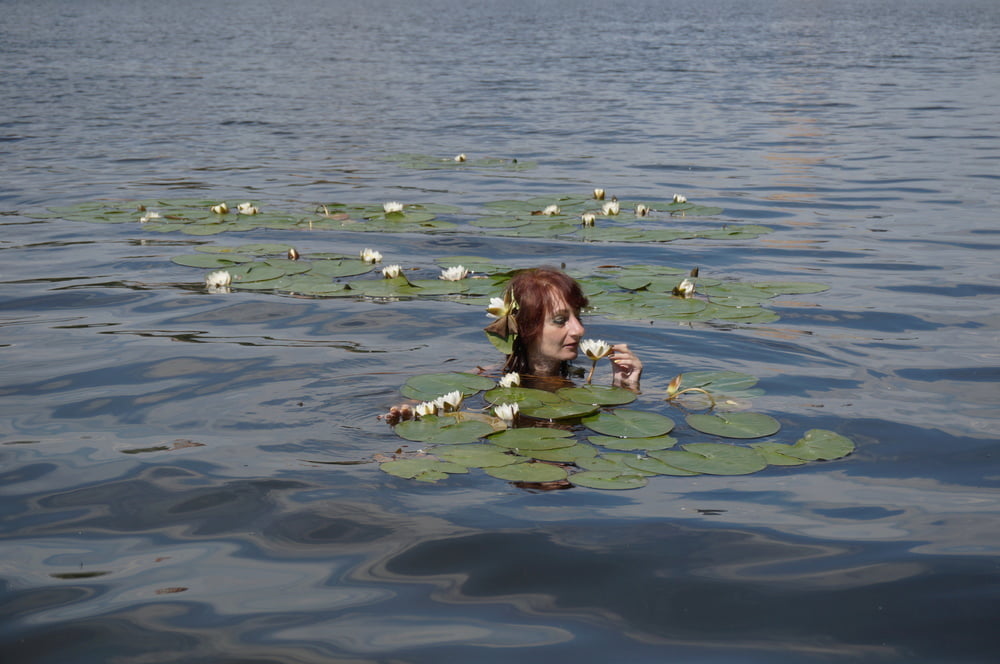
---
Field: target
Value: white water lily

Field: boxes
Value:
[673,278,695,298]
[580,338,612,361]
[593,188,606,200]
[454,153,467,162]
[581,212,596,227]
[672,193,687,204]
[602,199,620,215]
[415,401,438,418]
[494,402,519,424]
[635,204,649,217]
[237,202,259,215]
[439,265,469,281]
[360,248,382,264]
[486,297,511,319]
[287,248,300,260]
[138,211,161,223]
[383,201,404,214]
[210,202,229,214]
[205,270,232,289]
[541,204,561,216]
[435,390,464,413]
[382,264,402,279]
[498,372,521,388]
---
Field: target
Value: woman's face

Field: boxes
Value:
[527,296,585,366]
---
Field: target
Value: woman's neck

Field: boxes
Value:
[529,355,564,377]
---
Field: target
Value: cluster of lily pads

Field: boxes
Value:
[173,244,828,326]
[37,191,771,245]
[381,370,854,489]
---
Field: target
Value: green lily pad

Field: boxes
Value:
[624,455,701,476]
[433,444,525,468]
[173,253,254,268]
[487,428,576,451]
[686,412,781,439]
[784,429,855,461]
[380,458,469,481]
[401,372,497,402]
[557,385,637,406]
[588,434,677,451]
[650,443,768,475]
[394,416,494,444]
[582,410,676,438]
[575,452,658,475]
[227,263,286,284]
[483,386,563,409]
[527,443,600,463]
[748,442,809,466]
[570,471,648,490]
[485,462,568,483]
[520,399,600,420]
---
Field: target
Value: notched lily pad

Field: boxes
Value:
[582,410,676,438]
[487,428,576,450]
[651,444,767,475]
[685,412,781,439]
[557,385,637,406]
[485,462,568,483]
[380,458,469,482]
[394,416,493,444]
[570,471,648,490]
[401,372,497,401]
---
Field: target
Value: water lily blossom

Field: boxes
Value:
[138,211,161,223]
[382,264,402,279]
[541,204,561,216]
[435,390,464,413]
[210,202,229,214]
[635,204,649,217]
[486,296,516,319]
[672,193,687,204]
[415,401,438,418]
[205,270,232,291]
[581,212,596,227]
[602,199,620,215]
[287,248,300,260]
[494,402,519,425]
[580,338,612,384]
[360,248,382,264]
[673,278,695,298]
[593,188,606,200]
[383,201,404,214]
[237,202,259,215]
[498,372,521,388]
[454,153,467,162]
[439,265,469,281]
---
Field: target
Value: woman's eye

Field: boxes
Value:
[553,316,567,325]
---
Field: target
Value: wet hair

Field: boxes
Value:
[503,267,588,374]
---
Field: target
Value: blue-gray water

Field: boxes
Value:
[2,0,999,662]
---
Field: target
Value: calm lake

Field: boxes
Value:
[2,0,998,662]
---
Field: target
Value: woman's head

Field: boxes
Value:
[503,267,589,374]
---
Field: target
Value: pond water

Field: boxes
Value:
[2,0,999,662]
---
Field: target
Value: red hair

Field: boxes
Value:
[503,267,588,373]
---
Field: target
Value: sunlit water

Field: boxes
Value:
[2,0,999,662]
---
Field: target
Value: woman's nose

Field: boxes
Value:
[568,316,584,338]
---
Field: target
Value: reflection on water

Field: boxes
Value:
[2,0,1000,661]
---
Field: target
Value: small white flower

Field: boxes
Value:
[593,188,606,200]
[454,153,467,162]
[435,390,464,413]
[580,338,612,361]
[498,372,521,388]
[494,402,519,424]
[635,204,649,217]
[382,264,402,279]
[360,248,382,264]
[287,248,300,260]
[383,201,405,214]
[581,212,596,227]
[237,202,259,215]
[415,401,438,418]
[541,204,561,216]
[138,211,161,223]
[210,203,229,214]
[439,265,469,281]
[672,193,687,204]
[486,296,513,319]
[205,270,232,289]
[602,199,620,215]
[673,278,695,298]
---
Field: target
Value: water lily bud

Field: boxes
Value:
[581,212,596,227]
[602,199,620,215]
[498,372,521,388]
[383,201,404,214]
[439,265,469,281]
[210,203,229,214]
[494,402,519,424]
[205,270,232,288]
[673,278,695,298]
[287,248,300,260]
[360,248,382,264]
[667,375,682,397]
[436,390,464,413]
[635,204,649,217]
[672,193,687,204]
[237,202,259,215]
[382,264,402,279]
[139,211,161,223]
[454,153,467,162]
[580,339,612,361]
[541,204,561,216]
[593,188,606,200]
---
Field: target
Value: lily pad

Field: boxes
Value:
[588,434,678,451]
[394,416,494,445]
[227,263,286,284]
[380,458,470,481]
[173,253,252,268]
[483,386,563,409]
[520,399,601,421]
[557,385,637,406]
[784,429,855,461]
[650,443,768,475]
[434,444,525,468]
[582,410,676,438]
[570,471,648,490]
[485,462,568,483]
[685,412,781,439]
[526,443,599,463]
[748,442,809,466]
[401,372,497,402]
[624,455,701,476]
[487,428,576,451]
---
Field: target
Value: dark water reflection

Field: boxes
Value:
[3,0,1000,661]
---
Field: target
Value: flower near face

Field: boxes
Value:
[581,212,596,227]
[439,265,469,281]
[498,372,521,388]
[454,153,467,162]
[360,248,382,264]
[486,296,516,319]
[635,204,649,217]
[210,203,229,214]
[580,339,612,361]
[237,202,259,215]
[494,402,519,425]
[541,204,561,216]
[673,278,695,298]
[602,199,620,215]
[435,390,464,413]
[205,270,232,290]
[593,188,606,200]
[415,401,438,418]
[672,193,687,204]
[382,264,402,279]
[383,201,405,214]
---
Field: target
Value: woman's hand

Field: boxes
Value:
[609,343,642,391]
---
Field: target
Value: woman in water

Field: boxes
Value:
[387,267,642,422]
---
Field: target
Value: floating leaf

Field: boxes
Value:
[685,412,780,439]
[485,462,568,483]
[784,429,855,461]
[575,452,658,475]
[624,455,701,476]
[227,264,286,284]
[483,386,563,409]
[172,253,252,268]
[557,385,637,406]
[582,410,676,438]
[380,458,469,481]
[570,471,648,490]
[588,434,677,451]
[401,372,496,402]
[394,416,493,445]
[434,444,525,468]
[651,444,767,475]
[748,442,809,466]
[520,399,600,420]
[487,428,576,451]
[527,443,600,463]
